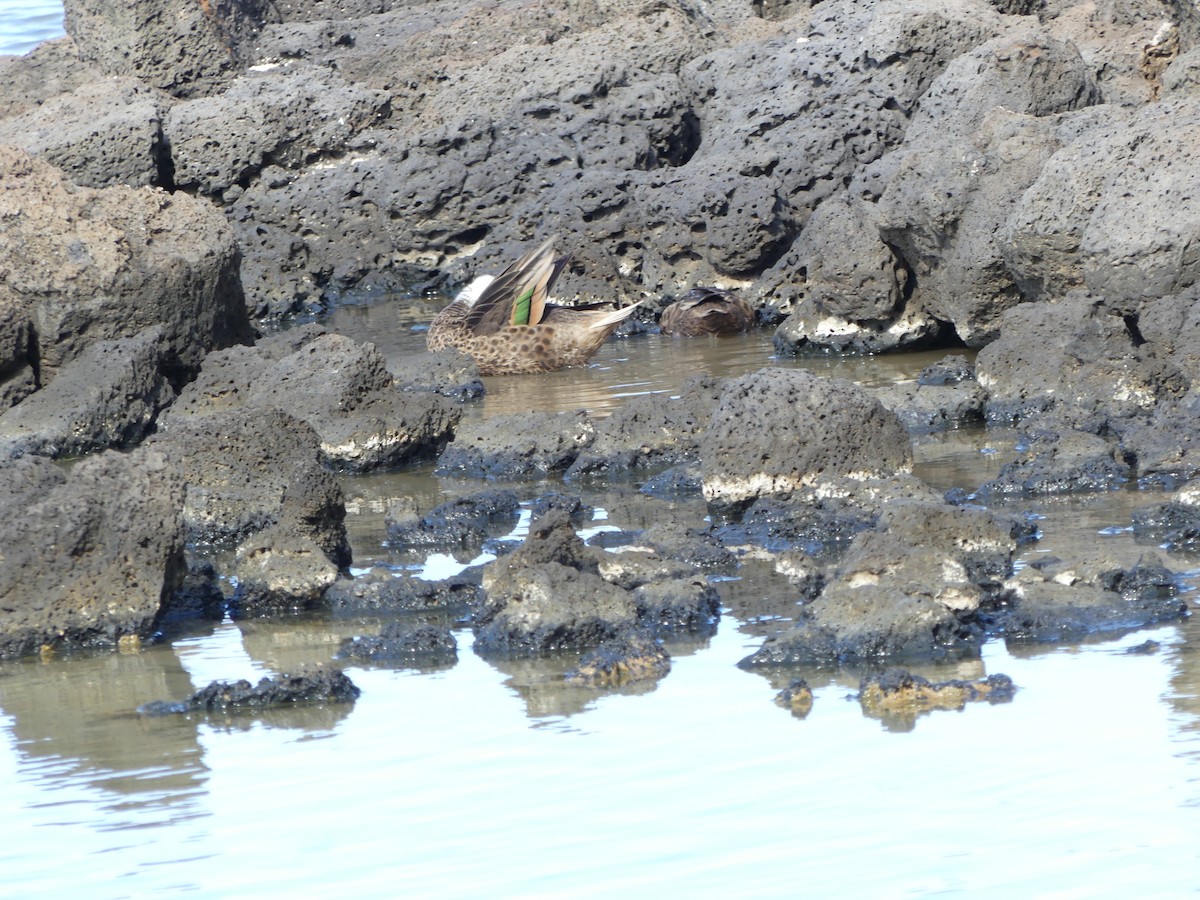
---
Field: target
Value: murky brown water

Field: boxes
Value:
[3,294,1200,896]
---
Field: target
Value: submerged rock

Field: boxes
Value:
[774,678,815,719]
[138,665,361,717]
[567,375,723,478]
[474,508,718,657]
[974,427,1132,499]
[858,668,1016,731]
[1131,480,1200,549]
[337,622,457,667]
[229,527,342,618]
[632,578,722,637]
[565,633,671,687]
[325,569,484,615]
[385,489,520,555]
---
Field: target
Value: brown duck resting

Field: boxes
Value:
[426,239,640,375]
[659,287,755,336]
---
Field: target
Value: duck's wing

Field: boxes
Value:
[464,238,572,335]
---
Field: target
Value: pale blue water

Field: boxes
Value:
[3,2,1200,896]
[0,0,64,56]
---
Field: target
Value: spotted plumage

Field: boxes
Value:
[659,287,755,336]
[427,239,640,375]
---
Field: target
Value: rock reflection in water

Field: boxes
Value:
[0,646,208,823]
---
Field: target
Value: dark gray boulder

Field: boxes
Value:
[974,427,1132,499]
[1131,480,1200,549]
[0,327,174,459]
[740,501,1019,667]
[0,448,186,659]
[163,61,390,200]
[1136,285,1200,382]
[325,569,484,615]
[878,109,1080,346]
[0,37,100,120]
[699,368,912,513]
[165,330,460,471]
[474,509,636,657]
[632,578,721,637]
[771,193,931,354]
[392,348,484,401]
[230,525,342,618]
[902,29,1100,148]
[147,406,351,564]
[0,148,253,391]
[872,379,986,433]
[139,665,360,717]
[567,375,723,478]
[63,0,279,98]
[1004,94,1200,304]
[975,295,1183,429]
[0,76,168,188]
[435,410,593,479]
[565,633,671,687]
[385,489,521,555]
[990,552,1186,642]
[1117,387,1200,487]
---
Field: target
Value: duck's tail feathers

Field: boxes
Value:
[587,299,643,331]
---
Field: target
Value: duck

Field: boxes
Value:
[426,238,641,375]
[659,287,755,336]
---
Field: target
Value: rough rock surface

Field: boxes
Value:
[165,329,460,471]
[0,449,186,659]
[385,490,521,556]
[975,294,1183,429]
[0,328,175,459]
[740,501,1019,666]
[987,552,1187,642]
[474,509,637,656]
[436,410,593,479]
[63,0,278,98]
[148,406,350,562]
[325,569,484,614]
[0,77,168,188]
[564,633,671,686]
[567,375,723,478]
[139,665,360,716]
[1004,95,1200,304]
[858,668,1016,730]
[230,525,342,618]
[0,148,253,393]
[1132,480,1200,549]
[164,61,390,200]
[974,426,1132,499]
